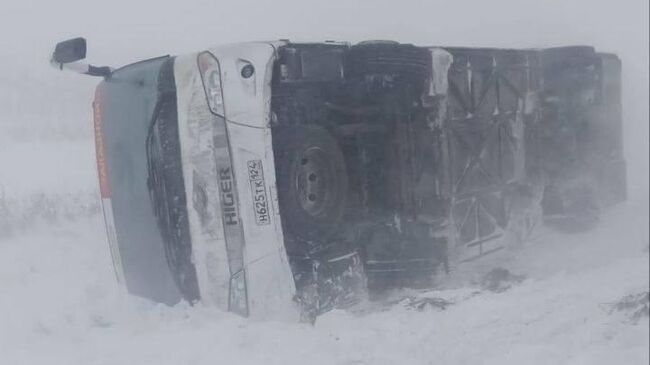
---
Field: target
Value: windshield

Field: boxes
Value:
[95,56,193,304]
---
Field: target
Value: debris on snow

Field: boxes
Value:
[606,292,650,324]
[404,296,454,311]
[479,267,526,293]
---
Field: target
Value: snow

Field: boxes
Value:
[0,140,98,236]
[0,140,96,197]
[0,208,647,365]
[0,142,647,364]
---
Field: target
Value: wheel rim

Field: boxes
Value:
[294,146,336,217]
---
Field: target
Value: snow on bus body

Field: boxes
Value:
[174,42,298,320]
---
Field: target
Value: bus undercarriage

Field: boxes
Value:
[269,42,624,316]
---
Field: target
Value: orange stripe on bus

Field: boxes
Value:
[93,86,111,198]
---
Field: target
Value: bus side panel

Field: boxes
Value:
[592,54,626,205]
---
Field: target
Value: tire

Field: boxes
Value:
[274,125,349,241]
[543,182,600,233]
[505,182,544,246]
[507,200,543,246]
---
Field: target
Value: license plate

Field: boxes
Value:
[247,160,271,225]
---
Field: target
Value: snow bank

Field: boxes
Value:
[0,201,647,364]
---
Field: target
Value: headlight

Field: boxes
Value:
[229,269,249,317]
[198,51,225,116]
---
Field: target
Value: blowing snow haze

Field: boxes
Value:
[0,0,648,364]
[1,0,648,195]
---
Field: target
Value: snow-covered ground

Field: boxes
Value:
[0,143,648,365]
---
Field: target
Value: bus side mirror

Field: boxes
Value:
[53,38,87,64]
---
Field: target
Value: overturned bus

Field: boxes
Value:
[51,38,626,320]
